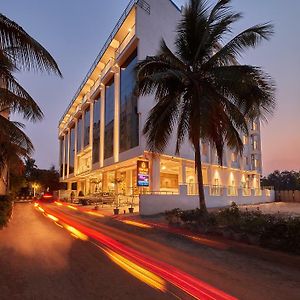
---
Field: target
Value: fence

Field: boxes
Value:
[275,190,300,203]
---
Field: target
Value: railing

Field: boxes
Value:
[254,188,262,196]
[59,0,150,124]
[210,185,223,196]
[227,186,238,196]
[242,187,251,196]
[116,25,136,58]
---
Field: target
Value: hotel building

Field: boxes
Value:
[58,0,270,211]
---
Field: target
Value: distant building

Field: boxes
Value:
[58,0,272,212]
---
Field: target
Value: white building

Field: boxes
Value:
[58,0,273,214]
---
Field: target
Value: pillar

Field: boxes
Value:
[179,160,186,185]
[74,119,78,174]
[62,134,66,179]
[67,128,70,178]
[114,67,120,163]
[89,100,94,148]
[151,156,160,191]
[100,84,105,167]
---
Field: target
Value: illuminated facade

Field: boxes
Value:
[58,0,265,203]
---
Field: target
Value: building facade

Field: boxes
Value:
[58,0,267,206]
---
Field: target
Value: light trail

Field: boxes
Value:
[64,224,88,241]
[121,220,152,229]
[46,213,59,222]
[86,211,105,218]
[67,205,78,210]
[54,201,63,206]
[103,247,166,292]
[37,205,237,300]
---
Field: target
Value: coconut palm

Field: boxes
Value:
[0,13,62,193]
[136,0,275,212]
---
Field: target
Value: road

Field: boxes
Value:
[0,204,173,300]
[1,203,300,300]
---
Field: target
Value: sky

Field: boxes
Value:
[1,0,299,175]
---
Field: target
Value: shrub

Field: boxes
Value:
[165,203,300,254]
[0,195,13,229]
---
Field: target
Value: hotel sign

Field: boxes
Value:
[137,160,149,187]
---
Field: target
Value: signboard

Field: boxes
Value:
[137,160,149,187]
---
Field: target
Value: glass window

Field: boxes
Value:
[120,50,139,153]
[59,137,64,177]
[77,116,82,152]
[92,96,101,164]
[69,126,75,174]
[104,78,114,159]
[83,106,90,147]
[64,132,68,175]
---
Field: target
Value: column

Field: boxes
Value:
[126,169,133,195]
[67,128,70,178]
[179,160,186,184]
[114,67,120,163]
[89,100,94,148]
[62,134,65,179]
[74,119,78,174]
[100,84,105,167]
[151,156,160,191]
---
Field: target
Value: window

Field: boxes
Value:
[77,116,82,152]
[120,49,139,153]
[92,96,101,164]
[69,126,75,174]
[243,136,248,145]
[83,106,90,147]
[104,78,114,159]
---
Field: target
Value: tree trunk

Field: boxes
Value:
[194,139,207,212]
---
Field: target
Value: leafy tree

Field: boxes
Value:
[136,0,275,212]
[261,170,300,190]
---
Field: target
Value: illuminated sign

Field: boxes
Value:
[137,160,149,187]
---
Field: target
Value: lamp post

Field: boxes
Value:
[32,183,39,197]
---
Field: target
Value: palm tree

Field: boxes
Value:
[136,0,275,212]
[0,13,62,194]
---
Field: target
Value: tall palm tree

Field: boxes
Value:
[0,13,62,194]
[136,0,275,212]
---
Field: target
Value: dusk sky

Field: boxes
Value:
[1,0,299,175]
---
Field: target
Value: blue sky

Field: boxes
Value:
[1,0,299,174]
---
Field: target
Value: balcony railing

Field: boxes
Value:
[227,186,238,196]
[242,187,251,196]
[101,58,114,79]
[210,185,223,196]
[116,25,136,58]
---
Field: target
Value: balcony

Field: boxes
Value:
[90,77,101,97]
[101,58,115,80]
[116,24,136,59]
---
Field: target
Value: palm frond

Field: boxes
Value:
[0,13,62,76]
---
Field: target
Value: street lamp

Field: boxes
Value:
[32,183,40,197]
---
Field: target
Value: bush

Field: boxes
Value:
[165,203,300,254]
[0,195,13,229]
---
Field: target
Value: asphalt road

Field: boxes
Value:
[0,204,173,300]
[1,203,300,300]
